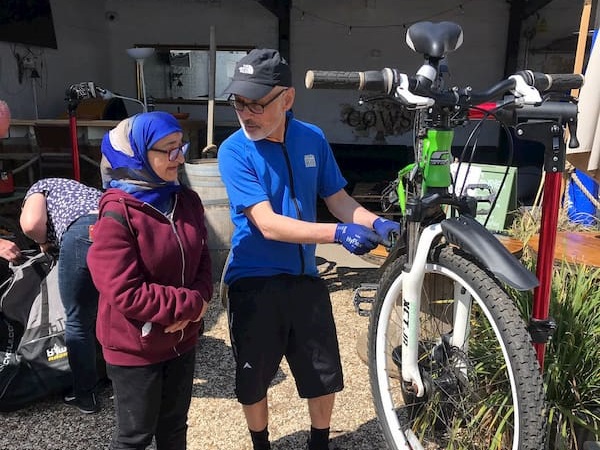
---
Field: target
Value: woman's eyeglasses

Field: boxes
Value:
[149,142,190,161]
[228,89,288,114]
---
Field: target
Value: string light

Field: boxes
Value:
[293,1,474,33]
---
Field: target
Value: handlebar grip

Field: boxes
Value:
[305,69,396,93]
[540,73,584,91]
[518,71,584,92]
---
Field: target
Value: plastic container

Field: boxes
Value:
[568,169,599,225]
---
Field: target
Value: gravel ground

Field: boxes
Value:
[0,246,389,450]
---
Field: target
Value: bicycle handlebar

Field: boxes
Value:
[305,68,584,104]
[305,69,398,94]
[513,71,584,93]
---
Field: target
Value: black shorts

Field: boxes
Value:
[227,274,344,405]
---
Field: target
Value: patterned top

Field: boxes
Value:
[24,178,102,245]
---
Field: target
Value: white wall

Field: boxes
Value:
[291,0,510,145]
[102,0,277,121]
[0,0,277,121]
[0,0,110,119]
[0,0,585,145]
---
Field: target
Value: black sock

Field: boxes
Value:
[250,426,271,450]
[308,426,330,450]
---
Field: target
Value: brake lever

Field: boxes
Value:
[394,73,435,109]
[567,119,579,148]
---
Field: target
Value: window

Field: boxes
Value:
[138,45,251,104]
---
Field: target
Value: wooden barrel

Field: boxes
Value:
[180,158,233,282]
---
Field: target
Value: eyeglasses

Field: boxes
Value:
[149,142,190,161]
[228,89,288,114]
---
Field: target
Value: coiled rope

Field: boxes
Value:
[564,161,600,210]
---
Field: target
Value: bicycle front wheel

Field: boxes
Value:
[368,245,545,450]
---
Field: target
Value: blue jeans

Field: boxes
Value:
[58,213,99,397]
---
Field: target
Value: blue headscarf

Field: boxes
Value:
[100,111,183,213]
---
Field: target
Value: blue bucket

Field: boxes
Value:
[568,169,599,225]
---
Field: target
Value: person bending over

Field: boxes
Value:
[20,178,103,413]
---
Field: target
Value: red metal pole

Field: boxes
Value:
[68,112,81,181]
[532,171,561,369]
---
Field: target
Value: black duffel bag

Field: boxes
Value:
[0,252,72,411]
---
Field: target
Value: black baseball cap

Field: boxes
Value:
[222,48,292,100]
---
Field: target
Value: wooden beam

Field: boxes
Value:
[573,0,593,82]
[565,0,592,150]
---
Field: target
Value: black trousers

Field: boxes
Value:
[106,349,196,450]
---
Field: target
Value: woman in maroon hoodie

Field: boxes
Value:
[87,111,212,450]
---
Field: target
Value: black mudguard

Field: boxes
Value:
[379,231,407,273]
[441,215,539,291]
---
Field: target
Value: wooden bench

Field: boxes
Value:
[362,233,600,268]
[527,232,600,268]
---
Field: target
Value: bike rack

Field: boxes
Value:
[515,120,566,366]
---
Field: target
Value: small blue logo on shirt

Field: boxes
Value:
[304,154,316,168]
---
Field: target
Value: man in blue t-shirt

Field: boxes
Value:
[218,49,400,450]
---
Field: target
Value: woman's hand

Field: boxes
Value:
[164,320,190,333]
[192,301,208,322]
[163,300,208,333]
[0,238,21,262]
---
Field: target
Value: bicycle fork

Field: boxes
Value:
[394,223,472,398]
[373,223,454,450]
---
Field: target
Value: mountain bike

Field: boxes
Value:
[305,21,582,450]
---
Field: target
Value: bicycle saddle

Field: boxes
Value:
[406,21,463,59]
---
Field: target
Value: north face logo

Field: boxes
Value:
[239,64,254,75]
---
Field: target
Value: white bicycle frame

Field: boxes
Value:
[373,223,474,450]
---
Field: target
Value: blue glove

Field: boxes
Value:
[334,223,382,255]
[373,217,401,247]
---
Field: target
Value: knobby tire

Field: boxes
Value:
[368,245,545,450]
